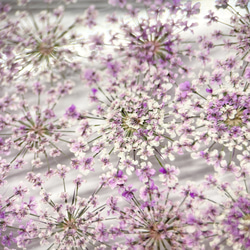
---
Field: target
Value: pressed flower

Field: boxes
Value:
[74,65,184,176]
[0,1,95,81]
[107,180,201,249]
[24,166,110,249]
[199,172,250,250]
[176,59,250,171]
[0,81,76,171]
[202,86,250,146]
[107,0,200,69]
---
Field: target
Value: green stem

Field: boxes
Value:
[192,90,207,100]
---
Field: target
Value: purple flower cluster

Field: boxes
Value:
[0,0,249,249]
[108,181,194,249]
[24,167,109,249]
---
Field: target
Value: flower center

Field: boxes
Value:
[30,125,47,136]
[63,218,77,231]
[222,105,244,127]
[240,214,250,232]
[144,40,161,56]
[148,223,162,241]
[243,214,250,221]
[121,109,142,137]
[38,42,54,56]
